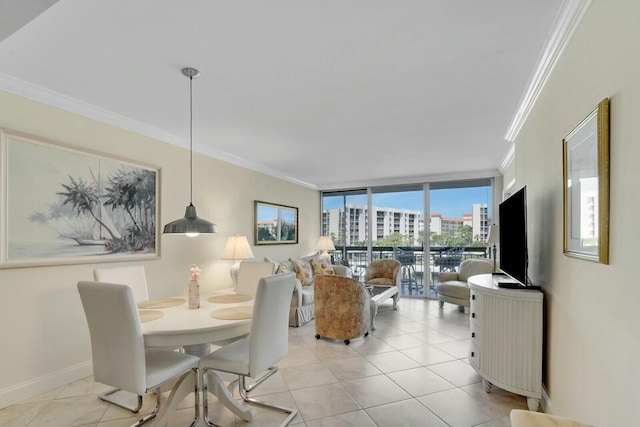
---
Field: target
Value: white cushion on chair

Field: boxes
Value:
[200,272,295,377]
[436,281,469,300]
[145,349,199,390]
[203,339,251,376]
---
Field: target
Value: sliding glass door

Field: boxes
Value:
[321,178,494,299]
[428,179,492,293]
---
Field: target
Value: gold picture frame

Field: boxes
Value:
[254,201,298,245]
[562,98,609,264]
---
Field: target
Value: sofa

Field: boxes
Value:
[265,253,351,327]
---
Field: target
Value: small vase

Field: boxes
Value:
[188,279,200,309]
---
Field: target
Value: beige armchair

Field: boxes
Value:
[436,258,493,313]
[314,275,370,345]
[364,259,401,308]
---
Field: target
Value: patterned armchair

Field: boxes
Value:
[363,259,401,308]
[314,275,370,345]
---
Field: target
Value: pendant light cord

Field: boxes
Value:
[189,74,193,205]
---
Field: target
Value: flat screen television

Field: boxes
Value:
[498,186,529,286]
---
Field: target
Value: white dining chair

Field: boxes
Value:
[200,272,297,427]
[93,264,154,411]
[236,261,276,297]
[94,265,149,302]
[77,281,200,427]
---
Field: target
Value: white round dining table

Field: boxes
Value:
[139,292,255,425]
[141,293,252,357]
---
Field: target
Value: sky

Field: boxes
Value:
[323,186,492,219]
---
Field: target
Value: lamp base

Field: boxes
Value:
[229,261,241,289]
[492,244,497,272]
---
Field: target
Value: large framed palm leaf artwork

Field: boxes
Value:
[0,129,160,267]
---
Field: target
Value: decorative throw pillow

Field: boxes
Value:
[264,257,293,275]
[309,258,335,276]
[290,258,314,286]
[302,252,321,263]
[275,263,290,275]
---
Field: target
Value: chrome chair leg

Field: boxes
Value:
[242,365,277,394]
[238,376,298,427]
[99,388,143,413]
[202,366,296,427]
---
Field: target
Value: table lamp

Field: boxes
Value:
[316,236,335,260]
[222,235,255,287]
[486,224,500,272]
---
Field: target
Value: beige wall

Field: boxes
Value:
[0,90,320,407]
[513,1,640,425]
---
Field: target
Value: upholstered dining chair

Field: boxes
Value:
[93,265,152,412]
[314,275,371,345]
[77,281,200,427]
[236,261,276,297]
[363,259,401,309]
[94,265,149,303]
[200,272,297,427]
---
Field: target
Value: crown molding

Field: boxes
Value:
[504,0,592,142]
[500,143,515,173]
[0,73,179,144]
[0,73,318,190]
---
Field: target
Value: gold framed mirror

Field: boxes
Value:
[562,98,610,264]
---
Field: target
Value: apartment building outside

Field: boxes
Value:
[323,202,489,246]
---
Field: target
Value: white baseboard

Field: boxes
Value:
[0,360,93,410]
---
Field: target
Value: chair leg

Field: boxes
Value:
[99,388,143,413]
[130,368,199,427]
[242,366,277,394]
[238,376,298,427]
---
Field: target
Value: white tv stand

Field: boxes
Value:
[468,274,543,411]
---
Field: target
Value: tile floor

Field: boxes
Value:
[0,297,528,427]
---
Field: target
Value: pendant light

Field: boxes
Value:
[163,67,218,237]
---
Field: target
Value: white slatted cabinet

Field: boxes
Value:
[468,274,543,411]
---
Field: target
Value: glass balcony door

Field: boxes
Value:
[428,179,493,293]
[371,185,424,297]
[322,178,495,300]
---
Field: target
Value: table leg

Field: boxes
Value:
[205,371,256,422]
[183,343,212,358]
[147,370,197,427]
[370,300,378,331]
[183,343,255,424]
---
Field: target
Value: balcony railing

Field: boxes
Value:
[329,245,488,283]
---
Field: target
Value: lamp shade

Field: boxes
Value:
[163,203,218,236]
[222,235,255,260]
[316,236,336,253]
[486,224,500,245]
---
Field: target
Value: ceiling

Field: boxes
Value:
[0,0,566,190]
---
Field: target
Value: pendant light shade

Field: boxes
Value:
[163,202,218,236]
[163,67,218,237]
